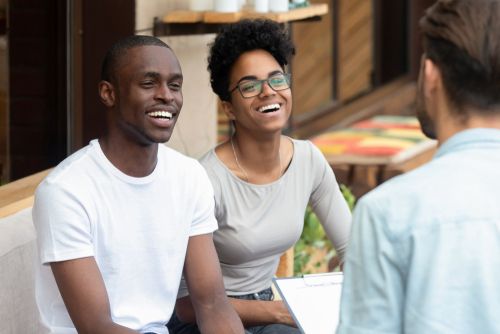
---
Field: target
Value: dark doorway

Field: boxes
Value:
[8,0,68,180]
[373,0,409,86]
[5,0,135,182]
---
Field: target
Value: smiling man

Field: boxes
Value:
[32,35,244,334]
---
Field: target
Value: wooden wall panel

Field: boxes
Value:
[290,0,373,127]
[291,0,333,124]
[337,0,373,101]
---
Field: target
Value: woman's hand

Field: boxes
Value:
[221,298,296,327]
[266,300,297,327]
[177,294,297,328]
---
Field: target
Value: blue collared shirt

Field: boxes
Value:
[337,128,500,334]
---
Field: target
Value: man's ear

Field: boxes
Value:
[423,58,443,99]
[98,80,116,108]
[221,100,236,121]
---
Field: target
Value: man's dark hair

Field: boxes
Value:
[208,19,295,102]
[101,35,171,83]
[420,0,500,117]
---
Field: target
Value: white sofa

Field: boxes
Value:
[0,170,49,334]
[0,207,44,333]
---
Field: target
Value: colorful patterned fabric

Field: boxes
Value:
[311,116,436,165]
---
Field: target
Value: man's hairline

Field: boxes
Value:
[107,44,177,86]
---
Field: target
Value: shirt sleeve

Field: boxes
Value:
[33,181,94,265]
[173,161,219,300]
[336,196,405,334]
[308,142,352,261]
[188,162,218,237]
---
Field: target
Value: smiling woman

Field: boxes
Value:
[168,19,352,334]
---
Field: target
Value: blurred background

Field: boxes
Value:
[0,0,434,187]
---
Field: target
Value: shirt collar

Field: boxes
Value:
[435,128,500,158]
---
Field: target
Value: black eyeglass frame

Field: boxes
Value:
[229,73,291,99]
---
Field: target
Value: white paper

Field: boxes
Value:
[273,272,343,334]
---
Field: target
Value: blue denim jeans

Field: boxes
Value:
[167,288,301,334]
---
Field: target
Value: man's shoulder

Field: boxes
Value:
[41,144,96,188]
[34,144,100,215]
[357,158,448,229]
[366,157,446,201]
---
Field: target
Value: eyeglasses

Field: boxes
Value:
[229,73,291,98]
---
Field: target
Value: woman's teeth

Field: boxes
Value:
[148,111,173,120]
[257,103,280,113]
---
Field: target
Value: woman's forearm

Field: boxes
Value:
[229,299,296,327]
[175,296,296,327]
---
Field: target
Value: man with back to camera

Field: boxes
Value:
[32,35,244,334]
[337,0,500,333]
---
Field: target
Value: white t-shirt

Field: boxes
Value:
[33,140,218,334]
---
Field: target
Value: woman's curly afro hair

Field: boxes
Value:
[208,19,295,101]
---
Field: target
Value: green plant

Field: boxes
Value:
[340,184,356,211]
[293,184,356,276]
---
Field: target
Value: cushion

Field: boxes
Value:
[0,207,44,333]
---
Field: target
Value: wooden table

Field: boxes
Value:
[311,115,437,197]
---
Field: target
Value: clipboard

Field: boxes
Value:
[272,272,343,334]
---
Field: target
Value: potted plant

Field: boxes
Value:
[294,184,356,275]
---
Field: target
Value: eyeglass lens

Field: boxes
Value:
[238,74,290,98]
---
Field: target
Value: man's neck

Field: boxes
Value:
[466,115,500,129]
[98,135,159,177]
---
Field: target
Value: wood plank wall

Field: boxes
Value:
[337,0,373,101]
[291,0,373,127]
[291,0,333,122]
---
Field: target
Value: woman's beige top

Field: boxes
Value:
[180,139,352,296]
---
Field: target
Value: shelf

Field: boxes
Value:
[153,4,328,36]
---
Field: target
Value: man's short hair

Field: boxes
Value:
[420,0,500,116]
[101,35,171,83]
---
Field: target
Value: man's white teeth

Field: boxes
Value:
[148,111,173,119]
[258,103,280,113]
